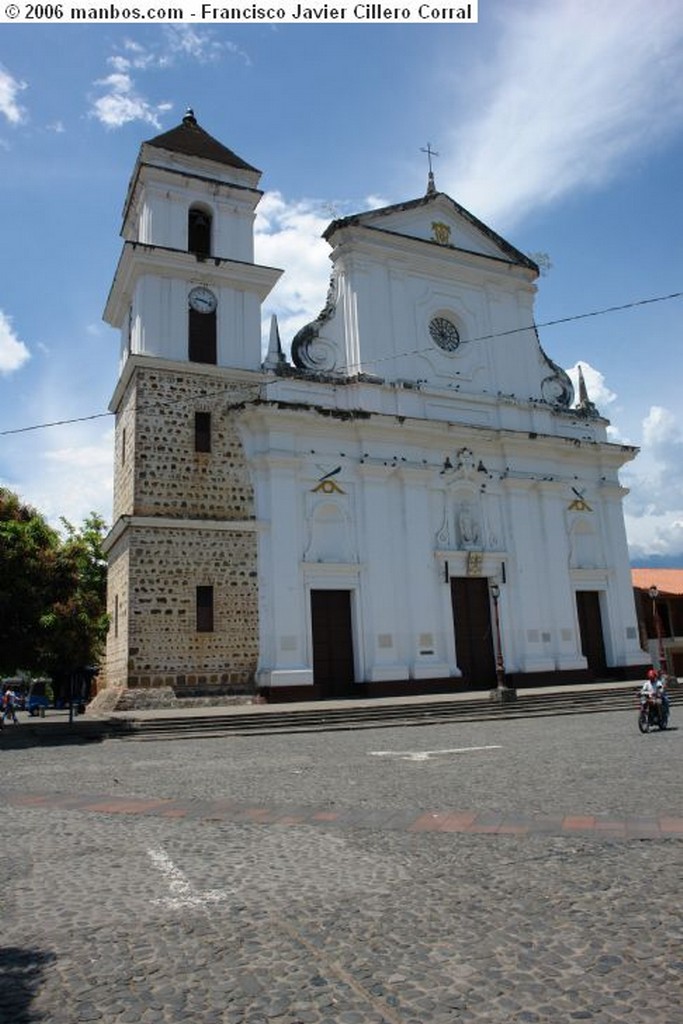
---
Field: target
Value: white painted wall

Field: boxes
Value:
[243,393,646,689]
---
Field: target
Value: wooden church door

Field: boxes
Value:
[450,578,497,689]
[575,590,607,678]
[310,590,355,698]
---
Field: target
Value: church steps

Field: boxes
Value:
[117,686,641,741]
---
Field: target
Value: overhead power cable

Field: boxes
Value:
[337,289,683,372]
[1,288,680,437]
[465,290,682,343]
[0,412,111,437]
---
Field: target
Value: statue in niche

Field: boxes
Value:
[458,502,481,550]
[456,448,476,476]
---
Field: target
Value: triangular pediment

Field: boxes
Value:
[324,193,537,272]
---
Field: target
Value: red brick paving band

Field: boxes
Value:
[7,792,683,839]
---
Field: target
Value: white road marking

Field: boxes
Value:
[148,848,232,909]
[368,745,502,762]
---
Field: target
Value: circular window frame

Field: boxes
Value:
[428,314,462,353]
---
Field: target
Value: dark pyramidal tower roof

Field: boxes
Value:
[145,108,260,173]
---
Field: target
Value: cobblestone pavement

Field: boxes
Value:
[2,709,682,1024]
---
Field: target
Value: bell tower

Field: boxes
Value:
[105,108,280,373]
[101,112,281,703]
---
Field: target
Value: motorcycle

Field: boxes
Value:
[638,691,669,733]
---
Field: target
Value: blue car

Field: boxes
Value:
[25,681,51,716]
[2,678,54,716]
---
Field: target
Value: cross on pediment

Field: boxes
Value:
[420,142,439,195]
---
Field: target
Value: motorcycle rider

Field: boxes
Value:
[641,669,670,726]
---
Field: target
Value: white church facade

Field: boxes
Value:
[101,112,648,704]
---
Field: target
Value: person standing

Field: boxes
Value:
[2,686,18,724]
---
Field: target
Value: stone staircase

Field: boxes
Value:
[117,684,642,742]
[1,684,652,748]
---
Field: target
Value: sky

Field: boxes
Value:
[1,1,683,565]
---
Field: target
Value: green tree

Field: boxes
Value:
[0,488,67,674]
[0,489,109,678]
[39,513,109,678]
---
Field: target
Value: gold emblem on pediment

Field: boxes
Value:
[311,466,345,495]
[431,221,451,246]
[567,486,593,512]
[312,479,345,494]
[467,551,483,576]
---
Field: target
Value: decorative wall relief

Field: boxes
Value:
[311,466,345,495]
[436,449,486,552]
[483,495,503,551]
[457,502,481,550]
[567,486,593,512]
[568,518,602,570]
[291,272,339,372]
[467,551,483,576]
[454,447,477,478]
[304,500,354,563]
[540,355,574,408]
[436,487,451,547]
[431,221,451,246]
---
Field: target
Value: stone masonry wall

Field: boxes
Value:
[104,363,260,696]
[103,536,130,689]
[113,383,136,522]
[132,366,258,520]
[125,524,258,691]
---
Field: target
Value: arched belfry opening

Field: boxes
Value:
[188,205,212,256]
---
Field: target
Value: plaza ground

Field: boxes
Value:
[2,709,682,1023]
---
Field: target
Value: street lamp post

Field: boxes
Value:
[648,585,667,676]
[489,581,516,703]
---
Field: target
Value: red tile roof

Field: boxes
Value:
[631,568,683,596]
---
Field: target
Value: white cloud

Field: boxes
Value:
[254,190,391,349]
[566,361,616,410]
[255,192,336,348]
[622,403,683,558]
[447,0,683,229]
[551,363,683,560]
[0,64,27,125]
[90,28,249,130]
[90,72,172,129]
[642,405,680,449]
[3,427,114,532]
[0,309,30,374]
[164,26,249,65]
[117,38,161,71]
[108,28,245,71]
[46,441,113,471]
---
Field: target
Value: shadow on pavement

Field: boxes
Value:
[0,946,57,1023]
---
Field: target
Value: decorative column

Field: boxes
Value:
[255,454,313,689]
[357,464,409,682]
[400,467,451,680]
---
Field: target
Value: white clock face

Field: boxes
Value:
[189,286,217,314]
